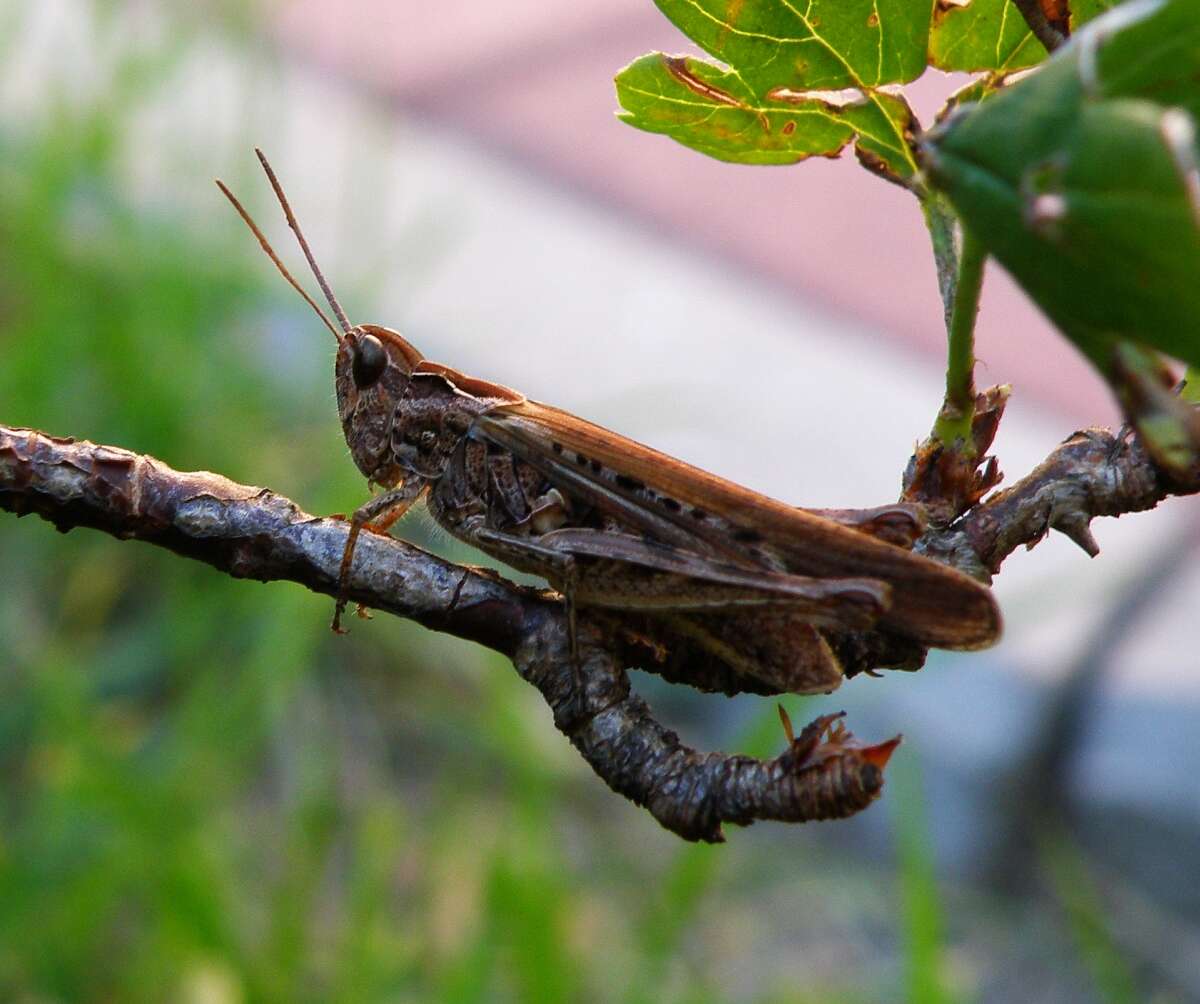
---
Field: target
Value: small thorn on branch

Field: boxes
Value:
[1053,512,1101,558]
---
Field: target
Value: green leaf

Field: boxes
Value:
[930,0,1047,73]
[852,90,919,180]
[1183,366,1200,405]
[1109,342,1200,476]
[929,0,1125,74]
[651,0,931,92]
[1091,0,1200,120]
[941,73,1008,112]
[615,53,916,176]
[923,0,1200,369]
[616,0,928,179]
[923,0,1200,474]
[615,53,853,166]
[1070,0,1124,28]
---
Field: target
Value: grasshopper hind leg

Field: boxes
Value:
[645,610,847,696]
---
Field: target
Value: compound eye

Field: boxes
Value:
[352,334,387,389]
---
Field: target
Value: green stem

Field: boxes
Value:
[921,194,960,333]
[934,227,987,450]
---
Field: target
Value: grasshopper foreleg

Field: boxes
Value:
[333,481,424,634]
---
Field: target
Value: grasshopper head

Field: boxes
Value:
[335,324,424,483]
[216,151,521,486]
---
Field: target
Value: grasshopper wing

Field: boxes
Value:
[477,401,1001,650]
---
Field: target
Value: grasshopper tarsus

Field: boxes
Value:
[333,522,364,634]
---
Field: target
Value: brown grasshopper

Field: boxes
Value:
[217,150,1001,698]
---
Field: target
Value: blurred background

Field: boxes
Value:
[1,2,1197,1001]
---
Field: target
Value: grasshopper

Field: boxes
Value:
[217,151,1000,698]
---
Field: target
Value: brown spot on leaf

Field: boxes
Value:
[867,12,879,27]
[663,55,742,110]
[661,55,769,133]
[782,121,796,136]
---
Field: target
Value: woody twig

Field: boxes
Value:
[1,419,1195,839]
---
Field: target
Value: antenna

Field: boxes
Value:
[215,178,343,343]
[253,148,354,337]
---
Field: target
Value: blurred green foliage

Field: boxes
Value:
[891,754,957,1004]
[1040,834,1139,1004]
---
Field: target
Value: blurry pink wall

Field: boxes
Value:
[276,0,1117,423]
